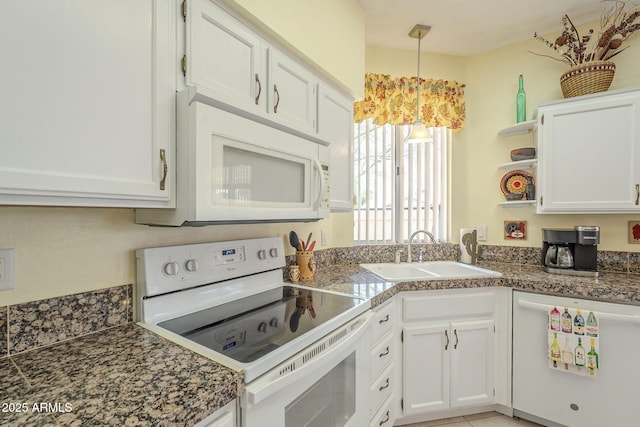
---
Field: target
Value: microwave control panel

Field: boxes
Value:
[321,163,330,209]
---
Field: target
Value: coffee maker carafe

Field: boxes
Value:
[542,226,599,276]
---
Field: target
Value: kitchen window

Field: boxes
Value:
[353,118,449,244]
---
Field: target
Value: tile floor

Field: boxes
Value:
[401,411,541,427]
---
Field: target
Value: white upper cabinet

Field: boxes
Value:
[536,87,640,213]
[317,84,354,211]
[268,49,317,134]
[185,0,265,115]
[0,0,176,207]
[185,0,317,137]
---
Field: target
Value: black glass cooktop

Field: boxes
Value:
[158,286,364,363]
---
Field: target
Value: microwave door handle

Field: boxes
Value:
[313,159,324,210]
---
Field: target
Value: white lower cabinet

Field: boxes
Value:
[397,288,511,424]
[402,320,494,415]
[369,298,396,427]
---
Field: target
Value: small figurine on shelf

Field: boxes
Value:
[525,176,536,200]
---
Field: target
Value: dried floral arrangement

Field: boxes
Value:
[531,0,640,66]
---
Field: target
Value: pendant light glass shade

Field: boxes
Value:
[406,24,432,144]
[407,121,431,143]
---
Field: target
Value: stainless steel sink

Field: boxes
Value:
[360,261,502,281]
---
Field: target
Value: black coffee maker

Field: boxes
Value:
[542,226,599,276]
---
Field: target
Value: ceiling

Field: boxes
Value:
[358,0,608,56]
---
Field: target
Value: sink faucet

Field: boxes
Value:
[407,230,437,263]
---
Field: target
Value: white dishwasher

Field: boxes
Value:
[513,291,640,427]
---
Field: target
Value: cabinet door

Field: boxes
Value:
[402,323,450,415]
[0,0,175,207]
[537,89,640,213]
[268,48,317,134]
[450,320,494,408]
[317,84,354,211]
[186,0,265,114]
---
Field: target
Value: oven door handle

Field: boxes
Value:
[245,312,373,407]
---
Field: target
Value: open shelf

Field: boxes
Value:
[498,120,536,137]
[498,159,537,171]
[498,200,536,207]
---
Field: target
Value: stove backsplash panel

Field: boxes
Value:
[3,284,132,357]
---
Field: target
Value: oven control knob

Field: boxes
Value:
[163,261,179,276]
[258,322,267,333]
[269,248,278,258]
[184,259,198,273]
[257,249,267,260]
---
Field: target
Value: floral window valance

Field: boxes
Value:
[354,73,466,130]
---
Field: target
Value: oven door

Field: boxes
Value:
[241,312,371,427]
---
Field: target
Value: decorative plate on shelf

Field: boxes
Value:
[500,169,533,195]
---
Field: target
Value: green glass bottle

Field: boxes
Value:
[516,74,526,123]
[587,338,599,375]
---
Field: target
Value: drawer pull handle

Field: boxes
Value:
[379,411,390,425]
[454,329,459,349]
[255,74,262,105]
[379,378,390,391]
[379,346,390,358]
[159,149,168,191]
[635,184,639,205]
[274,84,280,113]
[379,314,390,324]
[444,329,449,350]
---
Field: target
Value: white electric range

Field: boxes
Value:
[136,237,372,427]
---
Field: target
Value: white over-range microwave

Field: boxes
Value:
[136,90,330,226]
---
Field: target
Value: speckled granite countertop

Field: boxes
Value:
[0,323,242,427]
[299,262,640,307]
[3,261,638,426]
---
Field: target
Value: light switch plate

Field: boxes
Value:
[468,226,487,241]
[0,248,15,291]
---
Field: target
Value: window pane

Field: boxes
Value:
[354,119,449,245]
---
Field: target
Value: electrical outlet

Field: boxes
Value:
[0,249,15,291]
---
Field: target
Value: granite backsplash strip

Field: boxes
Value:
[2,284,132,357]
[286,243,636,277]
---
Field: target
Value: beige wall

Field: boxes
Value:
[0,0,363,306]
[364,23,640,253]
[458,25,640,251]
[231,0,365,97]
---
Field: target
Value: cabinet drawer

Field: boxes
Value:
[370,333,394,381]
[370,396,394,427]
[404,291,493,321]
[369,366,393,418]
[371,301,395,344]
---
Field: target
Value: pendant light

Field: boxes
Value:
[406,24,432,143]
